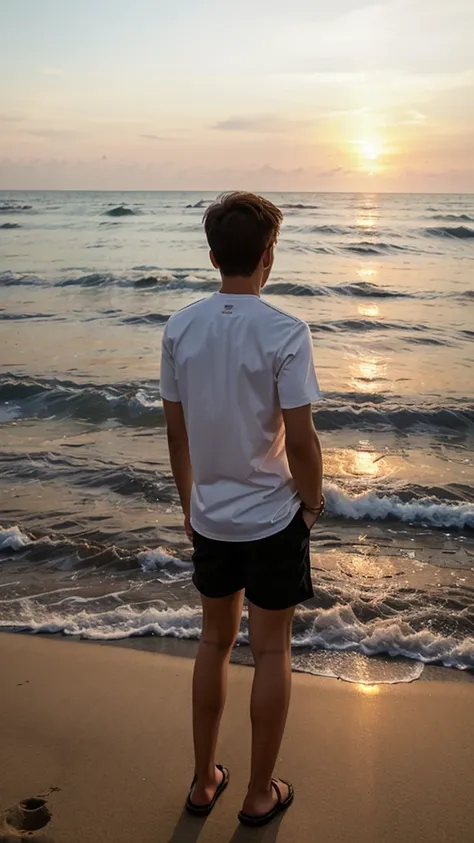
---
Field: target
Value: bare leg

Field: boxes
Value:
[242,603,295,816]
[191,590,245,805]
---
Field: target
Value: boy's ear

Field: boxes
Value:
[262,245,273,270]
[209,250,219,269]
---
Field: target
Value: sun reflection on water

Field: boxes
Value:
[357,268,377,278]
[349,352,387,392]
[326,442,388,481]
[356,684,380,695]
[356,210,378,229]
[358,303,380,318]
[354,449,380,476]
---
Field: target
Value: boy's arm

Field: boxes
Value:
[276,322,324,526]
[163,399,193,540]
[282,405,324,524]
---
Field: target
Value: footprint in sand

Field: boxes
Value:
[0,797,52,842]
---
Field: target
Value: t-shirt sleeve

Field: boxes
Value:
[276,322,322,409]
[160,329,180,402]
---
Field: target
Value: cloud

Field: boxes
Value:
[0,114,27,124]
[318,166,351,177]
[25,128,84,139]
[139,134,169,141]
[405,110,428,125]
[212,114,311,133]
[139,133,186,142]
[273,1,474,76]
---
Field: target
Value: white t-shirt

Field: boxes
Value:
[160,293,321,541]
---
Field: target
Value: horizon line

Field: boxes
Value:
[1,188,473,196]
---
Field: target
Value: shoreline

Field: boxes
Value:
[3,627,474,687]
[1,632,473,843]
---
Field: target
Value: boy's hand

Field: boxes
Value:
[301,495,325,530]
[302,508,318,530]
[184,515,193,542]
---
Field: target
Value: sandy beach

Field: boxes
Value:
[1,634,472,843]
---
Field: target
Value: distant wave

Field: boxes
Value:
[0,268,471,306]
[265,280,412,299]
[55,272,190,290]
[288,243,335,255]
[308,318,459,345]
[264,282,322,296]
[295,224,347,235]
[185,199,209,209]
[287,223,399,238]
[0,375,164,428]
[344,241,411,255]
[0,270,422,299]
[0,202,32,213]
[281,203,320,210]
[1,375,473,435]
[0,271,40,287]
[58,272,127,288]
[59,310,461,336]
[423,225,474,240]
[332,280,409,298]
[0,222,21,230]
[104,206,137,217]
[0,311,59,322]
[312,402,474,434]
[265,280,412,298]
[121,313,170,326]
[428,214,474,222]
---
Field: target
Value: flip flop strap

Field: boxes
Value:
[271,779,282,804]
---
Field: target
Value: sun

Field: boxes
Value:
[362,141,379,161]
[350,139,382,174]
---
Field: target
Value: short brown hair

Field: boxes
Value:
[203,192,283,277]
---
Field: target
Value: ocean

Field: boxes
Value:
[0,190,473,684]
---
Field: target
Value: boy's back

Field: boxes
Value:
[161,292,320,541]
[161,192,324,826]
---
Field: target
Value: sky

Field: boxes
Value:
[1,0,473,192]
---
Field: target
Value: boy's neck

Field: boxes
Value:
[219,273,262,297]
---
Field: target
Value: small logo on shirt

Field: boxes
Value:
[222,303,234,314]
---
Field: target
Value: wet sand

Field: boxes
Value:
[1,633,472,843]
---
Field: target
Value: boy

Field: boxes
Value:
[160,192,323,826]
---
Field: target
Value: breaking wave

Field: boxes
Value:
[1,375,473,435]
[423,225,474,240]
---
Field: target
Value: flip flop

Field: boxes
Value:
[186,765,230,816]
[238,779,294,827]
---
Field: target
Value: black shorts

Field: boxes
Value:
[192,508,314,611]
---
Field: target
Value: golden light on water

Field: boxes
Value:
[356,214,377,228]
[326,443,386,480]
[356,268,377,278]
[357,684,380,695]
[359,360,379,380]
[349,352,387,392]
[358,303,380,318]
[356,196,379,230]
[354,450,380,477]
